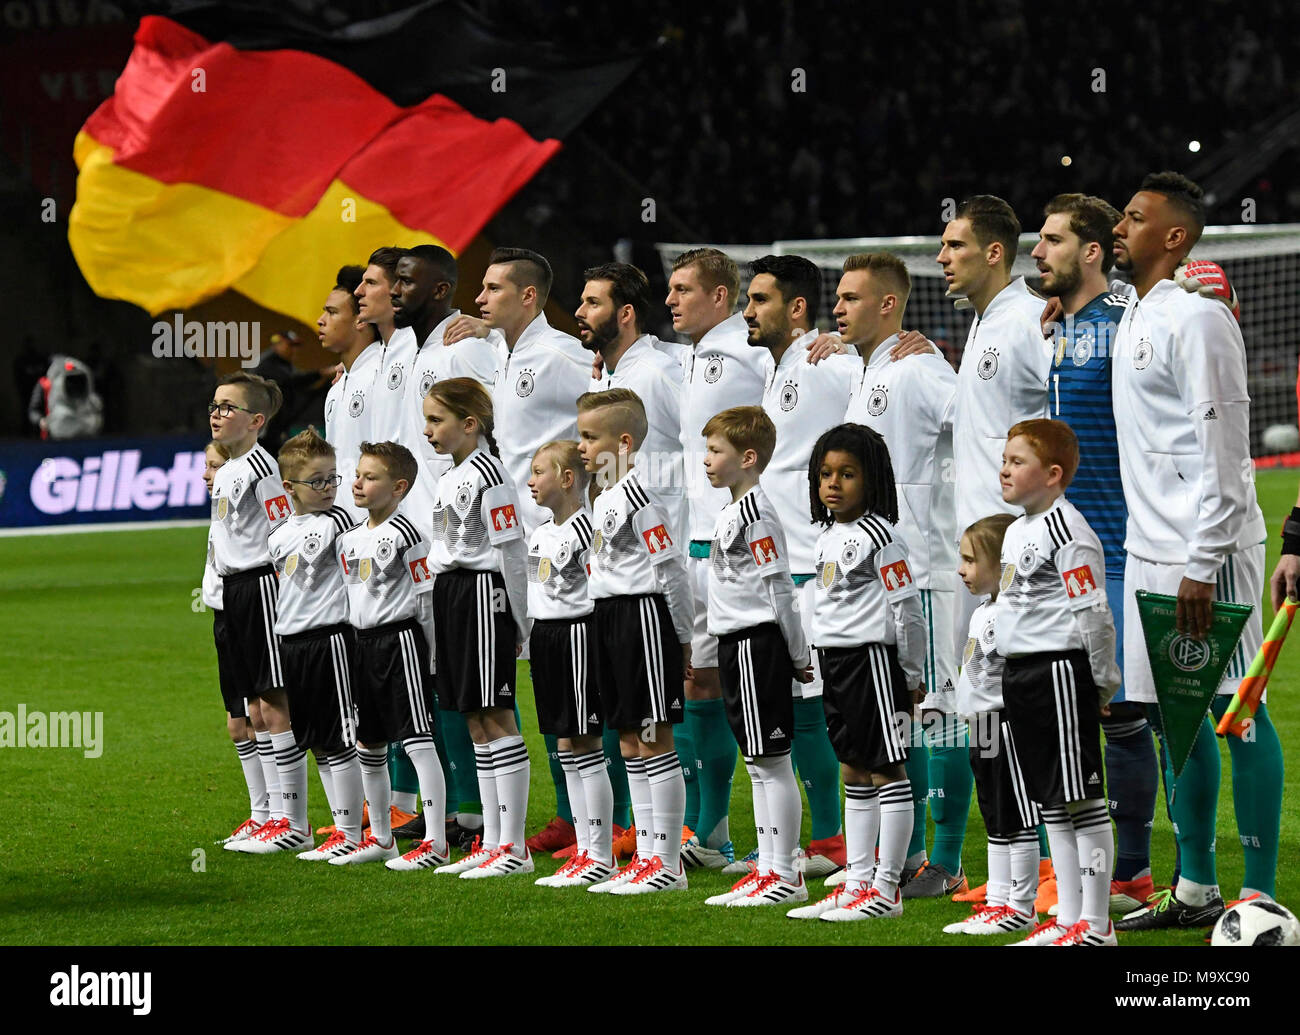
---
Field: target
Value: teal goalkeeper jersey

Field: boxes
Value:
[1049,290,1129,575]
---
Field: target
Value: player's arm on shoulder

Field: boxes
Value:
[887,329,936,362]
[1174,303,1252,586]
[805,332,849,364]
[442,313,490,345]
[1176,259,1240,321]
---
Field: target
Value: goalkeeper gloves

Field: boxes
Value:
[1175,259,1241,321]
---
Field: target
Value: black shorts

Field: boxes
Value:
[280,624,358,754]
[529,616,602,738]
[221,565,283,700]
[968,709,1040,836]
[432,568,518,713]
[352,618,435,744]
[718,624,793,758]
[212,609,247,720]
[818,642,910,771]
[592,594,684,730]
[1002,650,1105,806]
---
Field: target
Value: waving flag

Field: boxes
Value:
[69,3,641,325]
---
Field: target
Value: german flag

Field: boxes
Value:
[70,3,641,326]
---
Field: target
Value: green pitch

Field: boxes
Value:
[2,471,1297,946]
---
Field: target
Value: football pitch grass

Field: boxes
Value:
[2,471,1297,947]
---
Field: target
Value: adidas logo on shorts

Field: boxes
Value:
[1087,771,1100,784]
[770,727,785,738]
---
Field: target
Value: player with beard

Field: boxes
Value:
[391,245,501,523]
[385,245,503,849]
[578,262,686,541]
[743,254,864,879]
[1029,194,1161,915]
[1110,173,1281,929]
[570,260,687,853]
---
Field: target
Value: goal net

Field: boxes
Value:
[655,226,1300,457]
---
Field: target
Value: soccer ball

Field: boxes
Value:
[1261,423,1300,454]
[1210,899,1300,946]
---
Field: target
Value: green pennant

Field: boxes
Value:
[1135,591,1253,778]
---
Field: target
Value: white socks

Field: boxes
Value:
[474,743,501,851]
[488,735,530,856]
[646,751,686,871]
[315,754,333,813]
[874,779,914,898]
[575,749,613,864]
[624,756,653,860]
[236,738,268,823]
[326,747,364,845]
[392,791,418,813]
[357,745,392,843]
[1008,829,1039,917]
[745,761,772,875]
[270,730,307,833]
[1069,799,1113,931]
[255,730,282,822]
[402,735,448,854]
[986,837,1011,909]
[1042,805,1082,927]
[1176,878,1221,907]
[752,753,801,881]
[558,751,590,857]
[844,784,880,892]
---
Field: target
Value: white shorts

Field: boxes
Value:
[918,586,959,713]
[1122,545,1264,705]
[689,555,719,670]
[792,576,823,699]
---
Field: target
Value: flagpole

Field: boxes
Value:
[1216,597,1298,738]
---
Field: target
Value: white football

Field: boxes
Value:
[1261,423,1300,454]
[1210,898,1300,946]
